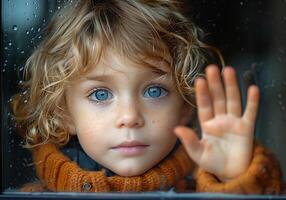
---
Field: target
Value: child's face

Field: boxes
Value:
[65,50,191,176]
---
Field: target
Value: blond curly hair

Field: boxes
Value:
[11,0,223,147]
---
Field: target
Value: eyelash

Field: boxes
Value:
[87,84,169,104]
[88,87,113,105]
[143,83,169,99]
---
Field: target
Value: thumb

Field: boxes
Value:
[174,126,203,164]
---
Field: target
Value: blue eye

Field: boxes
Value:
[144,86,168,98]
[89,89,113,102]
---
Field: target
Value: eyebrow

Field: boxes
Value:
[85,74,112,82]
[85,62,170,82]
[85,70,168,82]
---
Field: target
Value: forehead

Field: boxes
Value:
[84,49,172,78]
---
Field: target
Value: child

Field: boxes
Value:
[11,0,282,193]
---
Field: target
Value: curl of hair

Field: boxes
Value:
[11,0,223,148]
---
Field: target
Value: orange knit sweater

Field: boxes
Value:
[21,142,283,194]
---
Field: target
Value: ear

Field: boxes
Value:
[61,111,77,135]
[66,120,77,135]
[179,103,193,126]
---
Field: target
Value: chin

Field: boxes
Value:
[112,165,150,177]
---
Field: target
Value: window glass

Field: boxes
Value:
[1,0,285,197]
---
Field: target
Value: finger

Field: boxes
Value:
[223,67,242,116]
[243,85,260,123]
[195,78,213,123]
[206,65,226,115]
[174,126,203,163]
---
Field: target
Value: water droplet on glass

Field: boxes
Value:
[30,27,34,31]
[19,66,24,71]
[26,30,30,35]
[12,25,18,31]
[8,42,12,46]
[4,46,8,50]
[27,18,30,21]
[37,27,41,32]
[20,50,25,54]
[240,1,244,6]
[24,99,28,104]
[2,69,6,72]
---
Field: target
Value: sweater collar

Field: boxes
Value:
[32,140,195,192]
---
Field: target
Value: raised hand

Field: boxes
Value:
[175,65,260,181]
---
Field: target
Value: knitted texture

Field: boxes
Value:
[32,143,195,192]
[195,142,282,194]
[23,142,283,194]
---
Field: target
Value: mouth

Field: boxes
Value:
[111,141,149,156]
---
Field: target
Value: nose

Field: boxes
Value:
[115,100,144,129]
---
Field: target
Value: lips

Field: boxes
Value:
[111,141,149,156]
[114,141,148,148]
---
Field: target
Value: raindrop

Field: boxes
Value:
[2,69,6,72]
[30,27,34,31]
[26,30,30,35]
[27,18,30,21]
[20,50,25,54]
[22,90,28,95]
[12,25,18,31]
[57,6,61,10]
[19,66,24,71]
[4,46,8,50]
[24,99,28,104]
[8,42,12,46]
[37,27,41,32]
[25,2,28,5]
[9,164,13,168]
[240,1,244,6]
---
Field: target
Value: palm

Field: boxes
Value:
[175,65,259,181]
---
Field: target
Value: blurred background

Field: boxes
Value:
[1,0,286,191]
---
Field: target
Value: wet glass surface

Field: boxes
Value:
[1,0,286,197]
